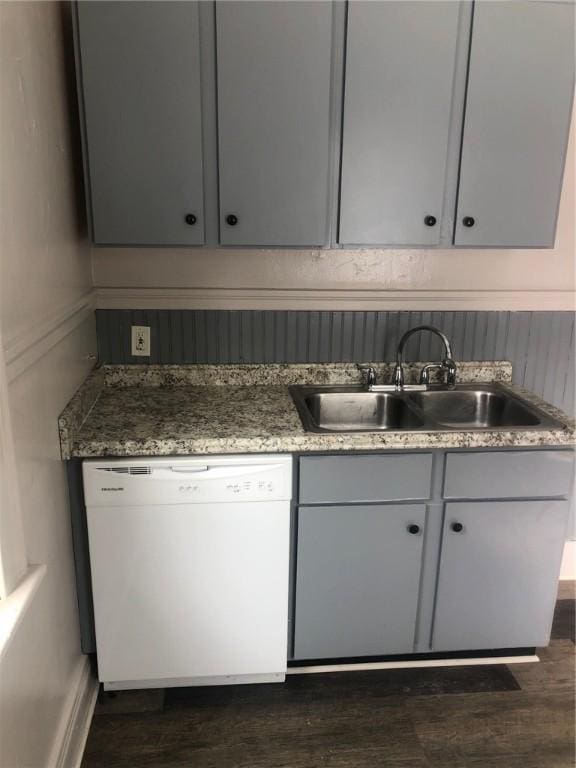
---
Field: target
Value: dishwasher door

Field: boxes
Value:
[87,498,290,689]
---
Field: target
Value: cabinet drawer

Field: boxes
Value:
[299,454,433,504]
[444,450,574,500]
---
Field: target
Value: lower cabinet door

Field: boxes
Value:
[432,501,569,652]
[293,504,426,660]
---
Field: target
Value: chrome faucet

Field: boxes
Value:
[393,325,457,390]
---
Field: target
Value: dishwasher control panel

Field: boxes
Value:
[83,455,293,506]
[225,479,276,495]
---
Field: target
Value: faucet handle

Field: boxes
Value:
[444,358,457,387]
[357,365,377,389]
[393,363,404,390]
[420,360,458,388]
[419,363,444,387]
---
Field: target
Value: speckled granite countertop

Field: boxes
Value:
[58,362,575,459]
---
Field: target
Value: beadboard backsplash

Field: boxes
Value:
[96,310,575,415]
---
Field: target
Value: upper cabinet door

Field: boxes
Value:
[339,1,461,246]
[216,1,333,246]
[76,2,204,246]
[455,1,575,247]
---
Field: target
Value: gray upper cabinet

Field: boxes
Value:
[216,1,333,246]
[454,1,575,247]
[294,504,426,660]
[75,2,204,246]
[432,500,569,651]
[74,0,573,248]
[339,1,461,246]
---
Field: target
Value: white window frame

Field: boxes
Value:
[0,322,48,659]
[0,329,28,600]
[0,324,28,599]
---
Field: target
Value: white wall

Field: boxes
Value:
[93,107,575,312]
[0,3,96,766]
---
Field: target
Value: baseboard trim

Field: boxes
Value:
[288,655,539,674]
[95,287,576,312]
[4,290,95,383]
[49,656,98,768]
[560,540,576,580]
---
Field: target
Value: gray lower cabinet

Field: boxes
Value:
[294,449,571,660]
[339,1,461,246]
[75,2,205,245]
[454,0,575,247]
[294,504,426,660]
[432,500,569,651]
[216,1,333,246]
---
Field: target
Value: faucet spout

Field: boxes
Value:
[394,325,457,390]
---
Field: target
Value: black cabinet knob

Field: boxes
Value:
[407,523,421,535]
[462,216,475,228]
[424,215,437,227]
[451,522,464,533]
[185,213,197,226]
[226,214,238,226]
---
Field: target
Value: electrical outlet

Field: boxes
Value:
[131,326,150,357]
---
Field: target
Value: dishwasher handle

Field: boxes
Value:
[169,466,210,474]
[165,462,287,481]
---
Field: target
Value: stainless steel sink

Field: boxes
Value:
[297,389,425,432]
[406,388,542,429]
[290,383,564,433]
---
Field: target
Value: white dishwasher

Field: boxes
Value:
[83,455,292,691]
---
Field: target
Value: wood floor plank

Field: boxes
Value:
[556,581,575,601]
[551,599,575,643]
[511,640,575,694]
[94,689,165,716]
[164,665,518,713]
[82,700,431,768]
[405,689,575,768]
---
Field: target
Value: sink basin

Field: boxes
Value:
[291,388,424,432]
[407,389,541,429]
[290,383,564,433]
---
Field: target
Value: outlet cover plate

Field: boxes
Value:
[131,326,150,357]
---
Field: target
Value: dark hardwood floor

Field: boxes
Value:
[82,584,575,768]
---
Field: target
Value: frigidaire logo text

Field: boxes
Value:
[101,487,124,491]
